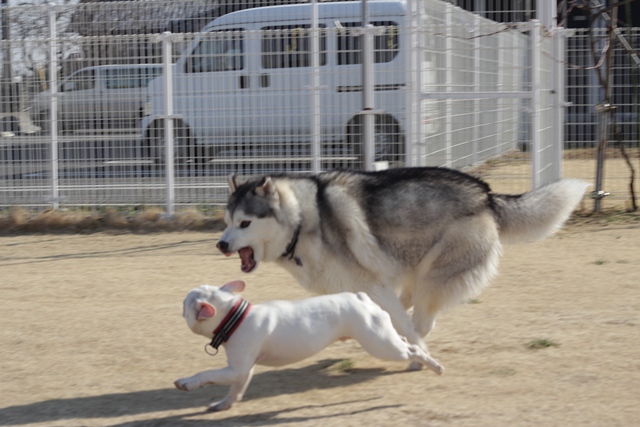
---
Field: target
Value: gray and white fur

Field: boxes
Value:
[217,167,589,367]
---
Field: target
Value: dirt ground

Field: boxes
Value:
[1,216,640,427]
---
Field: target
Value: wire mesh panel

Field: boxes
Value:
[29,34,168,207]
[533,23,557,188]
[418,0,531,193]
[0,35,52,207]
[0,0,587,211]
[564,27,640,208]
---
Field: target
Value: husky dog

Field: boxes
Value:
[216,168,588,365]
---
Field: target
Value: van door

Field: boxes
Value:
[176,28,247,148]
[330,19,405,164]
[247,23,327,152]
[58,68,98,131]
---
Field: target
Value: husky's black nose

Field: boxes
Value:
[216,241,229,253]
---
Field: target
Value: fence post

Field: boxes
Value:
[48,2,59,209]
[361,0,374,171]
[407,0,420,167]
[472,13,480,166]
[496,31,504,156]
[551,27,566,182]
[530,20,542,189]
[162,32,175,217]
[444,3,452,168]
[310,0,320,173]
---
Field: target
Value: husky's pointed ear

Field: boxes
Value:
[196,302,216,321]
[227,174,238,194]
[220,280,246,294]
[254,177,276,197]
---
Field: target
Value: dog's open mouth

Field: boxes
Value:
[238,247,256,273]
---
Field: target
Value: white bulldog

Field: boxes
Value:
[175,280,443,412]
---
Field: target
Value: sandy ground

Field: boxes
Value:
[1,218,640,427]
[477,156,640,212]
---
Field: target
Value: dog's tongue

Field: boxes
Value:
[238,247,256,273]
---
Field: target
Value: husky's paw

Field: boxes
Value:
[207,399,233,412]
[174,377,198,391]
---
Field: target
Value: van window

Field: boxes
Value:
[261,24,327,69]
[187,29,245,73]
[64,69,95,92]
[105,67,162,89]
[336,21,399,65]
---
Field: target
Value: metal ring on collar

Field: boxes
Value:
[204,343,219,356]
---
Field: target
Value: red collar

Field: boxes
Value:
[208,298,251,350]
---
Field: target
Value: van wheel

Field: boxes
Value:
[35,111,74,134]
[0,116,20,134]
[373,118,404,165]
[345,114,404,169]
[145,121,198,165]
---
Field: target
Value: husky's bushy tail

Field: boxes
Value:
[493,179,590,244]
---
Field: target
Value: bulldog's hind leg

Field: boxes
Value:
[351,293,443,375]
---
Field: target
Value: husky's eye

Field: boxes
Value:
[240,220,251,229]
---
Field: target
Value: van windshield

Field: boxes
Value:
[187,29,245,73]
[105,67,162,89]
[62,69,95,92]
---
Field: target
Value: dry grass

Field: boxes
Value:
[563,146,640,161]
[2,198,639,237]
[566,207,640,228]
[0,206,226,235]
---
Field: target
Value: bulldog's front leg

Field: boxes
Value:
[174,365,247,391]
[207,367,255,412]
[174,365,254,412]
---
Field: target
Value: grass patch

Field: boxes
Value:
[324,359,355,373]
[490,367,517,377]
[594,259,607,265]
[467,298,481,304]
[526,339,560,350]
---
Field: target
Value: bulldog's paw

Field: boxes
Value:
[174,377,198,391]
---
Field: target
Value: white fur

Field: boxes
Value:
[175,281,443,412]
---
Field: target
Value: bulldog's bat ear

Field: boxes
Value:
[254,177,275,197]
[220,280,246,294]
[196,302,216,321]
[227,174,238,194]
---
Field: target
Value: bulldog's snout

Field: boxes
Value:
[217,240,229,254]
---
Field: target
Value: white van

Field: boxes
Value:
[142,0,434,167]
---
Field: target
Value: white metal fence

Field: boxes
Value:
[1,0,635,211]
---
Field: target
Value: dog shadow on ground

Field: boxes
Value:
[106,398,402,427]
[0,359,403,426]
